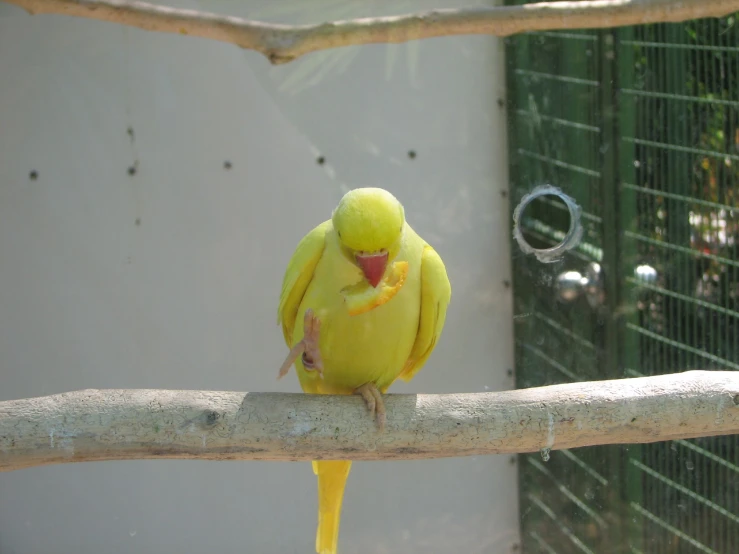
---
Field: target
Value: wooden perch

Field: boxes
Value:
[1,370,739,472]
[3,0,739,64]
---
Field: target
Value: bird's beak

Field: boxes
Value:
[355,251,388,288]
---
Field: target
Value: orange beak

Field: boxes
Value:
[355,252,388,288]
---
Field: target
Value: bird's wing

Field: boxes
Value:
[277,220,331,347]
[397,244,452,383]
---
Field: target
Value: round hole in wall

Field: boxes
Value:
[512,184,583,264]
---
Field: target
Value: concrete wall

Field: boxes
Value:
[0,0,518,552]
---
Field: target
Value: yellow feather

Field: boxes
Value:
[313,459,351,554]
[277,189,451,554]
[398,246,452,382]
[277,220,331,346]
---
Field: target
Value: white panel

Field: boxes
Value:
[0,0,518,552]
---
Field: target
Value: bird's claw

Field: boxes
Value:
[277,309,324,380]
[354,382,386,431]
[301,309,324,377]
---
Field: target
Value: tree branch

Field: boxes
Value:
[3,0,738,64]
[1,370,738,472]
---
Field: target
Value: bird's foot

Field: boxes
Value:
[277,309,324,380]
[354,382,386,431]
[299,309,324,377]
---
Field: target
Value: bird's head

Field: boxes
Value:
[332,187,406,288]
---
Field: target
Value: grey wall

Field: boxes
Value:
[0,0,518,552]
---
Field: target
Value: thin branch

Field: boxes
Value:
[1,370,738,472]
[4,0,739,64]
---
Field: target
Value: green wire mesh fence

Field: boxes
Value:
[506,4,739,553]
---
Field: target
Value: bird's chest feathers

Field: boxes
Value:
[298,238,421,383]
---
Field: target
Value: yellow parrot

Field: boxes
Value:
[276,187,452,554]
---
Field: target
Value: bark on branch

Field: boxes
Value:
[1,370,739,472]
[3,0,739,64]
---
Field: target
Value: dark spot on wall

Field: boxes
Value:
[408,150,417,159]
[316,156,326,165]
[223,160,232,170]
[29,170,38,180]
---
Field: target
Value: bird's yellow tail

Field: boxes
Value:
[312,460,352,554]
